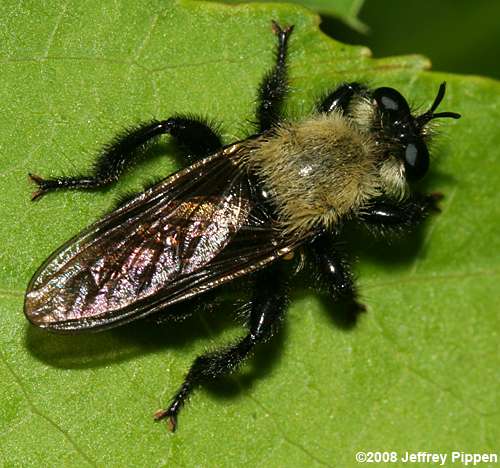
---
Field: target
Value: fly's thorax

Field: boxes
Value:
[243,113,384,234]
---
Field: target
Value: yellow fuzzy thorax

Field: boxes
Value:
[240,113,394,235]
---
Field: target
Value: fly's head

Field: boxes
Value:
[373,82,461,186]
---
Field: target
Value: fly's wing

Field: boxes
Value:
[25,150,307,333]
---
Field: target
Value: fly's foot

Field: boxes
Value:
[353,300,367,314]
[426,192,444,213]
[28,173,50,201]
[271,20,294,38]
[154,404,180,433]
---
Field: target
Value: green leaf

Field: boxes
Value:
[1,1,498,466]
[213,0,368,32]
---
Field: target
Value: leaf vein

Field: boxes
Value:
[0,352,98,467]
[41,1,68,59]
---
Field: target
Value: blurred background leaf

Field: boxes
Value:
[326,0,500,79]
[218,0,500,78]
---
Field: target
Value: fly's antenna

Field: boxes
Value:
[416,82,461,127]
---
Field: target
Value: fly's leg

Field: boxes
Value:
[359,193,443,234]
[309,233,366,325]
[257,21,294,132]
[316,82,367,114]
[29,116,222,200]
[165,115,222,165]
[155,263,288,432]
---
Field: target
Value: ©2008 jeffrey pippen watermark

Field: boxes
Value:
[354,450,498,465]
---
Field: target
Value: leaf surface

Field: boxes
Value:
[0,1,498,466]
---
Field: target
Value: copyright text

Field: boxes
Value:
[355,451,498,465]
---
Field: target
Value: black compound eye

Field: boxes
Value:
[404,140,429,181]
[373,87,411,116]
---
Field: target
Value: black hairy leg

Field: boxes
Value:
[309,233,366,326]
[166,115,223,165]
[155,262,288,432]
[317,82,366,114]
[257,21,294,133]
[29,115,222,200]
[359,193,443,234]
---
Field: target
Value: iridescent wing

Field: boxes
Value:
[25,149,307,333]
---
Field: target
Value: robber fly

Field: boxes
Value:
[24,21,460,431]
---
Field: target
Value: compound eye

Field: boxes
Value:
[404,140,429,181]
[373,87,411,115]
